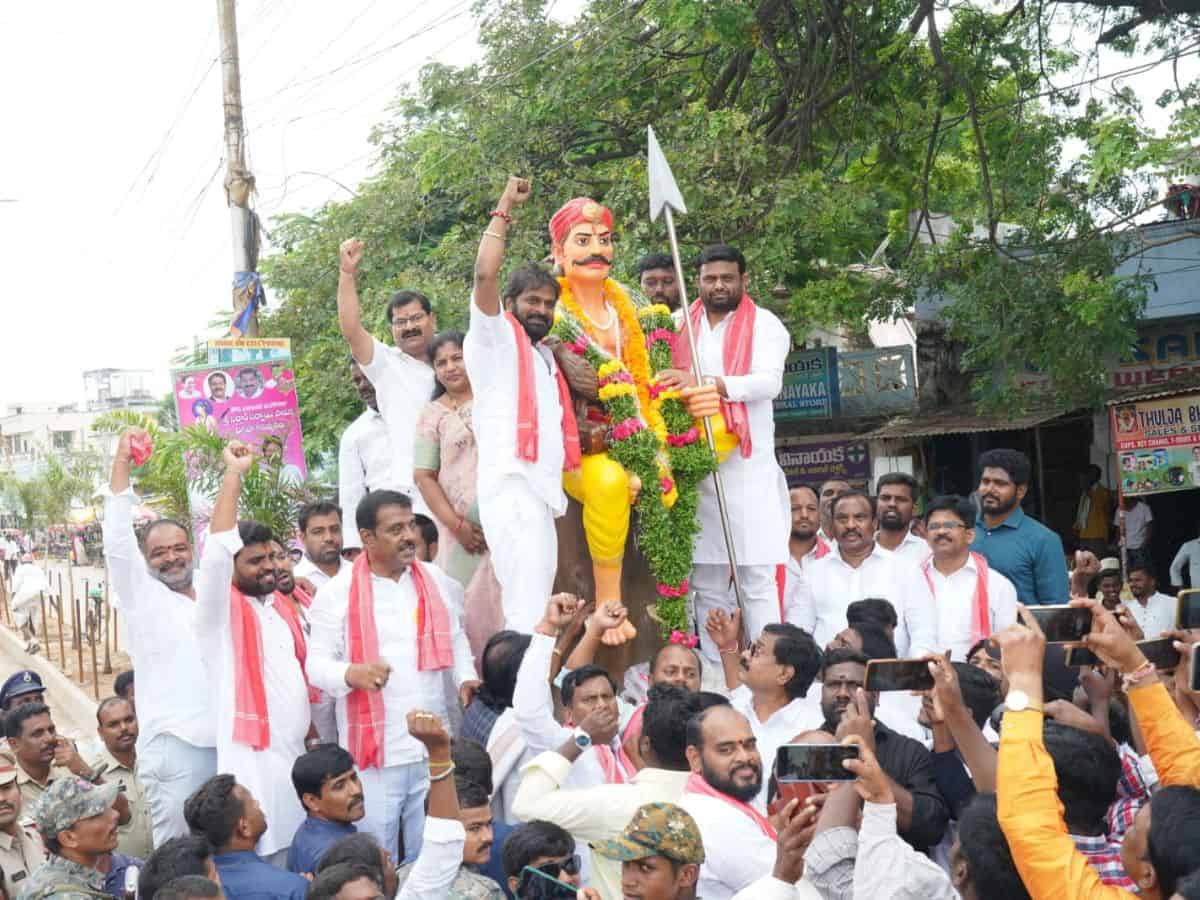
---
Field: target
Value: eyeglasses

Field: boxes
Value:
[535,855,581,880]
[391,312,427,328]
[926,522,968,532]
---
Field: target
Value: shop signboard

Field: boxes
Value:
[774,347,839,420]
[1112,392,1200,495]
[837,347,917,417]
[776,435,871,489]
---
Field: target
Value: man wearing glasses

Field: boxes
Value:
[917,495,1018,660]
[337,238,436,516]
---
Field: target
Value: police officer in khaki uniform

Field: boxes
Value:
[0,753,46,898]
[87,699,151,860]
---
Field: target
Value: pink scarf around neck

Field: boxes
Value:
[674,294,757,458]
[345,551,453,770]
[921,551,992,645]
[684,771,777,841]
[506,311,581,471]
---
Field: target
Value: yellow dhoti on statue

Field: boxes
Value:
[563,452,631,567]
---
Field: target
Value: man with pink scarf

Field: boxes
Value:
[663,244,791,662]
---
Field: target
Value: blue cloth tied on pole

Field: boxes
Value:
[230,271,264,337]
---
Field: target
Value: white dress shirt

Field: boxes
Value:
[359,338,434,506]
[1124,501,1153,549]
[307,563,476,767]
[1126,591,1176,640]
[294,555,348,592]
[693,306,790,566]
[781,544,828,625]
[788,544,936,656]
[512,753,690,900]
[102,489,216,748]
[916,554,1019,660]
[463,299,566,516]
[729,686,823,810]
[879,528,930,563]
[851,802,956,900]
[338,409,400,548]
[1170,538,1200,587]
[679,789,777,900]
[396,817,465,900]
[196,530,310,857]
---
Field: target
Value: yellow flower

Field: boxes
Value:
[597,360,624,379]
[647,303,672,318]
[599,382,637,401]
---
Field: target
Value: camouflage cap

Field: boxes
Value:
[30,777,120,838]
[591,802,705,865]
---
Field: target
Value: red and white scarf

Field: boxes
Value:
[684,771,777,841]
[921,552,992,645]
[674,294,757,458]
[775,537,832,617]
[507,311,581,471]
[594,742,637,785]
[230,587,311,751]
[346,551,453,770]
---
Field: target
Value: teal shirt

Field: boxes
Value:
[971,507,1068,606]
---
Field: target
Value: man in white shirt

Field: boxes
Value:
[787,492,936,656]
[294,501,348,591]
[102,427,217,846]
[308,489,478,864]
[9,554,47,651]
[339,362,401,552]
[1169,534,1200,589]
[512,684,699,900]
[463,177,570,631]
[875,473,929,562]
[915,495,1018,660]
[337,240,435,521]
[780,485,832,625]
[666,244,790,661]
[1124,563,1176,640]
[196,441,313,865]
[1120,496,1154,570]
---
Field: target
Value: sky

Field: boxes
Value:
[0,2,1194,411]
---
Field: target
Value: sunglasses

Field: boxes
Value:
[534,854,581,880]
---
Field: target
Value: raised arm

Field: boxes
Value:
[194,441,254,632]
[103,429,154,612]
[473,176,530,316]
[337,239,375,366]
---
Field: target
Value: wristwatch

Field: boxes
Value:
[1004,689,1043,713]
[572,727,592,750]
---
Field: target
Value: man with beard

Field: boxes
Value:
[662,245,791,661]
[339,361,400,553]
[235,368,265,400]
[196,441,313,866]
[678,705,783,899]
[817,648,950,851]
[780,485,831,626]
[914,495,1018,660]
[637,253,683,313]
[0,752,46,898]
[308,490,478,863]
[103,428,217,845]
[874,473,929,561]
[969,448,1068,605]
[462,176,575,630]
[89,698,153,860]
[793,492,935,656]
[396,777,503,898]
[337,241,436,520]
[817,479,850,544]
[287,745,365,876]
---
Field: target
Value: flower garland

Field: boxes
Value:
[552,280,717,635]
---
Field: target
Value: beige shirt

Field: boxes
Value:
[90,749,153,860]
[0,817,45,896]
[14,762,71,813]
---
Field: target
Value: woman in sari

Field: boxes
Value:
[414,331,504,667]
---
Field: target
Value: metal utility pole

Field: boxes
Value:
[217,0,262,338]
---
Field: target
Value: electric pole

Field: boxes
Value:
[216,0,262,337]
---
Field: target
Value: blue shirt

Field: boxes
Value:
[214,850,309,900]
[286,816,358,875]
[970,507,1068,605]
[484,819,515,898]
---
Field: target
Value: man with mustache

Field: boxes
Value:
[287,745,365,877]
[915,495,1018,660]
[792,492,935,656]
[89,697,153,860]
[874,473,929,561]
[637,253,683,313]
[817,479,850,543]
[662,245,792,661]
[969,448,1069,605]
[21,775,122,900]
[0,752,46,898]
[678,705,787,899]
[396,777,504,898]
[307,489,478,863]
[103,428,217,845]
[294,503,347,591]
[337,240,436,521]
[195,441,314,866]
[338,361,399,554]
[780,485,831,628]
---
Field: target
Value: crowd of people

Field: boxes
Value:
[2,177,1200,900]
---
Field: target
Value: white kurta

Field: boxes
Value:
[338,408,399,549]
[1126,591,1177,641]
[307,563,476,767]
[10,563,47,611]
[729,686,823,810]
[294,555,349,593]
[916,555,1019,660]
[197,530,310,857]
[692,306,790,566]
[882,528,932,563]
[679,790,778,900]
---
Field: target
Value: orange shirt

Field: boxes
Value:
[997,681,1200,899]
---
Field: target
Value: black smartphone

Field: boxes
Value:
[1064,645,1101,667]
[1138,638,1182,670]
[864,658,935,692]
[1191,644,1200,693]
[1177,590,1200,630]
[518,867,578,900]
[775,743,860,783]
[1028,605,1092,642]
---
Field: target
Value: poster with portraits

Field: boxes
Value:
[1111,393,1200,496]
